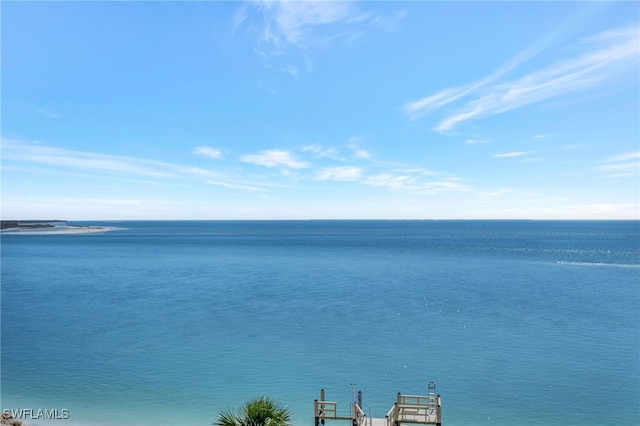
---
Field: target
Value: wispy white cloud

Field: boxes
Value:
[403,23,564,121]
[398,167,439,177]
[301,144,342,160]
[1,139,269,192]
[179,166,272,192]
[493,151,532,158]
[302,139,371,162]
[403,87,472,120]
[404,24,639,132]
[346,136,371,159]
[262,1,361,47]
[316,166,362,181]
[233,0,368,58]
[32,106,60,119]
[603,151,640,163]
[280,62,301,77]
[194,146,223,160]
[231,3,251,34]
[598,162,640,171]
[205,180,268,192]
[2,139,174,178]
[365,173,469,194]
[235,1,401,74]
[241,149,309,169]
[365,173,417,191]
[255,80,278,94]
[178,166,223,180]
[597,151,640,175]
[350,146,370,160]
[369,9,407,33]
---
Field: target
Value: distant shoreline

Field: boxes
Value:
[0,220,66,230]
[0,221,122,235]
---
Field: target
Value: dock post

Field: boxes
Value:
[319,390,326,425]
[393,402,399,426]
[436,394,442,426]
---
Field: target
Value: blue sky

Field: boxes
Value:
[2,1,639,220]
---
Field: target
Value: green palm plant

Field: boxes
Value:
[214,397,293,426]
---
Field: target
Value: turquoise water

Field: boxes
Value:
[1,220,639,425]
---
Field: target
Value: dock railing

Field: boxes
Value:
[384,393,441,425]
[384,403,397,426]
[314,391,357,426]
[315,384,441,426]
[353,402,366,426]
[315,400,338,420]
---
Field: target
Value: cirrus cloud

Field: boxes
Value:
[194,146,223,160]
[404,24,640,132]
[365,173,470,194]
[241,149,309,169]
[316,166,362,181]
[493,151,532,158]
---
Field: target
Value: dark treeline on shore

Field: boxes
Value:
[1,220,65,230]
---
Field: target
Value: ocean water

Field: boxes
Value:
[1,220,638,426]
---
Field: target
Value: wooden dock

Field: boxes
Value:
[314,382,442,426]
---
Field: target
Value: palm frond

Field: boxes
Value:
[214,397,292,426]
[214,407,242,426]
